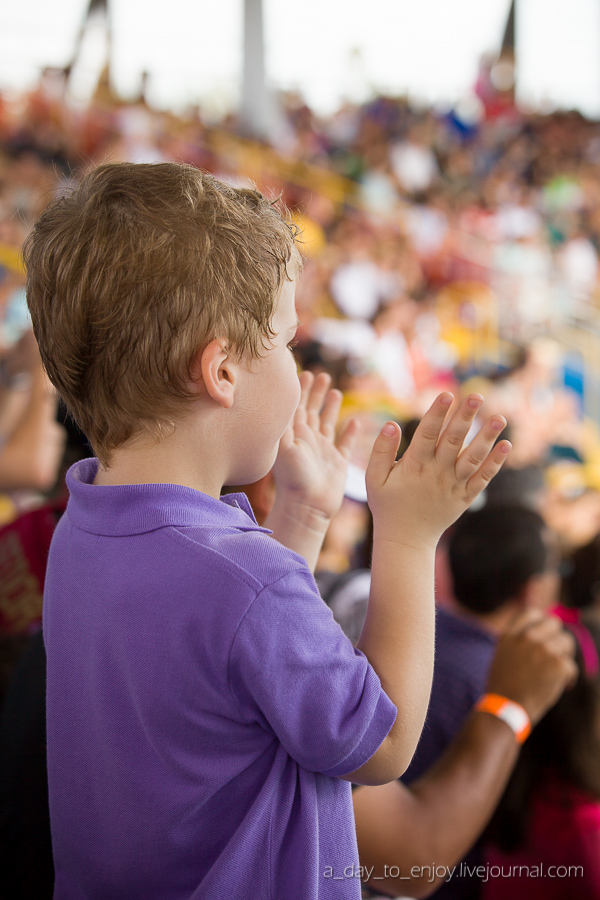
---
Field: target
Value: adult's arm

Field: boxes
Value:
[354,712,517,897]
[0,362,65,492]
[353,610,577,896]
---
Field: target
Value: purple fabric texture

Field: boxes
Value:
[44,459,396,900]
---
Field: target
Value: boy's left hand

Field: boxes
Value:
[272,371,358,529]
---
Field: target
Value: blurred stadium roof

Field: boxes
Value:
[0,0,599,118]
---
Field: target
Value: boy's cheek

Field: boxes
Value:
[292,378,302,410]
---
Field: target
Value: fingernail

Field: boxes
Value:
[382,423,396,436]
[500,441,512,454]
[491,417,506,431]
[468,395,484,409]
[440,393,453,407]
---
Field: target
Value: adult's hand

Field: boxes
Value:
[486,609,577,727]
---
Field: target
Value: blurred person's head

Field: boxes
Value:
[564,533,600,612]
[483,464,546,512]
[371,296,417,338]
[448,505,558,623]
[24,162,302,467]
[543,473,600,552]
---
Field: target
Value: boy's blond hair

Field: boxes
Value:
[23,162,302,466]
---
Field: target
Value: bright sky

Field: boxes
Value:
[0,0,599,117]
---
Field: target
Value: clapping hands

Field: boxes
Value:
[366,392,511,549]
[272,370,359,527]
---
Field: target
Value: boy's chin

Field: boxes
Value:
[228,454,277,488]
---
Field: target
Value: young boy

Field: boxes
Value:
[24,163,511,900]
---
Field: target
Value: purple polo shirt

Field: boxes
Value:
[44,459,396,900]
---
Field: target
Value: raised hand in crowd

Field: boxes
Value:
[0,330,66,492]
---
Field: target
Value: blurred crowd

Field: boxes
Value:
[2,69,600,898]
[0,59,600,896]
[0,72,599,627]
[0,70,600,614]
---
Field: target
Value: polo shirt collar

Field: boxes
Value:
[65,458,270,537]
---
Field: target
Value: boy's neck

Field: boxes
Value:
[93,418,226,498]
[93,459,222,498]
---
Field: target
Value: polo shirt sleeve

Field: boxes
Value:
[227,566,397,777]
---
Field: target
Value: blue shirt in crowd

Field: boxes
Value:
[403,605,497,900]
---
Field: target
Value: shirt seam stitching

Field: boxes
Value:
[319,673,396,777]
[226,569,309,722]
[227,571,391,776]
[268,800,274,900]
[166,525,267,593]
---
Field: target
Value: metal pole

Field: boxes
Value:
[241,0,276,140]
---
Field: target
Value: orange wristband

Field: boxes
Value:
[474,693,531,744]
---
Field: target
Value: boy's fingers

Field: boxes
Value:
[320,389,343,439]
[435,394,483,469]
[454,416,507,482]
[406,392,453,461]
[336,417,359,460]
[293,371,313,429]
[464,440,511,501]
[366,422,402,489]
[306,372,331,429]
[297,370,314,412]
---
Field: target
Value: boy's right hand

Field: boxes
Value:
[365,392,510,549]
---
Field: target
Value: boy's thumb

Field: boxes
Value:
[366,422,401,488]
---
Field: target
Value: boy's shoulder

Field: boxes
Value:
[59,460,312,598]
[170,514,311,595]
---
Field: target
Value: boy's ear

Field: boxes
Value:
[196,339,236,409]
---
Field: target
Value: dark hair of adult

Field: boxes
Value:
[486,615,600,852]
[448,505,549,615]
[483,464,545,512]
[564,532,600,610]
